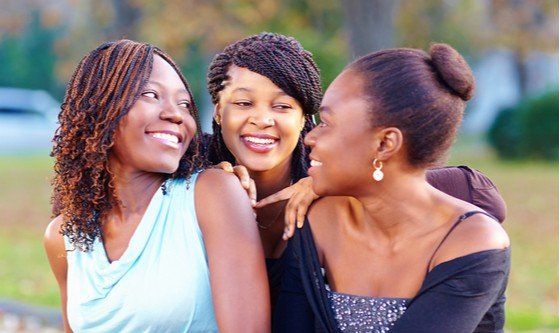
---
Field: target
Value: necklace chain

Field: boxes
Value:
[256,201,287,230]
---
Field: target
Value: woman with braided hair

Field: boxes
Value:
[44,39,269,332]
[204,32,506,312]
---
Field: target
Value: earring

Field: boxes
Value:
[372,159,384,181]
[215,118,221,126]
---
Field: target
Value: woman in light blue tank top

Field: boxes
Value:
[44,39,270,333]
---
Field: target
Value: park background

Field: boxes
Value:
[0,0,558,332]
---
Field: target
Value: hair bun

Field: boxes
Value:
[430,43,475,101]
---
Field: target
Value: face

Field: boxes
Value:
[110,55,197,175]
[305,69,377,197]
[215,65,305,174]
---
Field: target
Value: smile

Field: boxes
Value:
[241,135,279,153]
[310,159,322,167]
[148,131,183,149]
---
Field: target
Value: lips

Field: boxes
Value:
[241,133,279,153]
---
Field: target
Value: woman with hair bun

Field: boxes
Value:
[274,43,510,332]
[205,33,507,316]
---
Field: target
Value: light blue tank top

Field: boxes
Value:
[64,173,218,332]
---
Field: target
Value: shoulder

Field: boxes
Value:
[44,215,65,250]
[194,169,253,231]
[195,168,246,198]
[427,166,506,222]
[431,212,510,269]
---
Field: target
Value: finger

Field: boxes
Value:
[232,165,251,189]
[256,188,292,208]
[283,198,299,240]
[296,204,308,229]
[216,161,234,173]
[249,179,257,207]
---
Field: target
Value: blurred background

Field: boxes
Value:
[0,0,557,332]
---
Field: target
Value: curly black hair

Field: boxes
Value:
[206,32,322,181]
[51,39,206,251]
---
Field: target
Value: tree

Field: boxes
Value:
[340,0,399,58]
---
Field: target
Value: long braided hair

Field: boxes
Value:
[51,39,205,252]
[206,32,322,181]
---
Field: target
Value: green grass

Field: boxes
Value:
[0,147,558,331]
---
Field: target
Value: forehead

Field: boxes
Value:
[322,69,365,107]
[149,55,187,90]
[224,65,285,94]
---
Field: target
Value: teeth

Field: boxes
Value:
[310,160,322,167]
[244,136,275,145]
[151,132,179,144]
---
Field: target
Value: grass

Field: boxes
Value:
[0,143,558,331]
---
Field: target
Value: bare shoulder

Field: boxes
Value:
[455,212,509,248]
[194,169,254,232]
[432,212,510,267]
[44,215,65,250]
[196,168,245,197]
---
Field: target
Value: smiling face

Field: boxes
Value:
[110,55,197,175]
[305,69,378,197]
[214,65,305,174]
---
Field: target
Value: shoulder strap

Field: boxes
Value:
[426,211,496,274]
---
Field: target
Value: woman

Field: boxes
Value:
[274,44,510,332]
[204,32,506,309]
[44,39,269,332]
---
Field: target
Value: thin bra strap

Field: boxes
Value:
[426,210,497,274]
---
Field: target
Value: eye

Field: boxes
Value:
[273,103,293,111]
[233,100,252,107]
[178,100,191,109]
[317,121,328,128]
[141,91,158,99]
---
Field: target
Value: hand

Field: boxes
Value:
[215,162,257,207]
[255,176,319,240]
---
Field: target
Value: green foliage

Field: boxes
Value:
[488,90,559,161]
[0,10,64,98]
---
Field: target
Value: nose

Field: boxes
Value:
[249,107,274,128]
[160,99,183,124]
[304,127,317,147]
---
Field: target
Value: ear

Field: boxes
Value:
[213,104,221,125]
[372,127,403,160]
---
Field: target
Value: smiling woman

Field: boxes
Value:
[44,39,269,333]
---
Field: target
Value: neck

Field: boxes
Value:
[249,162,293,200]
[355,171,452,242]
[107,163,166,219]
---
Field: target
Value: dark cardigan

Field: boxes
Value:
[273,217,510,333]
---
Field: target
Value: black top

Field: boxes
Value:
[273,212,511,333]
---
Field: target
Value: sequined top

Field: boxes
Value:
[325,284,408,333]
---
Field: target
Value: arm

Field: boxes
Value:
[426,166,507,222]
[391,249,511,333]
[43,216,73,333]
[195,169,270,333]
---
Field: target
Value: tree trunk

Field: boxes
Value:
[341,0,399,59]
[107,0,141,40]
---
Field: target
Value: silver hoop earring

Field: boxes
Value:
[372,159,384,181]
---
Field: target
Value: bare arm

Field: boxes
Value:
[44,216,72,333]
[195,169,270,333]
